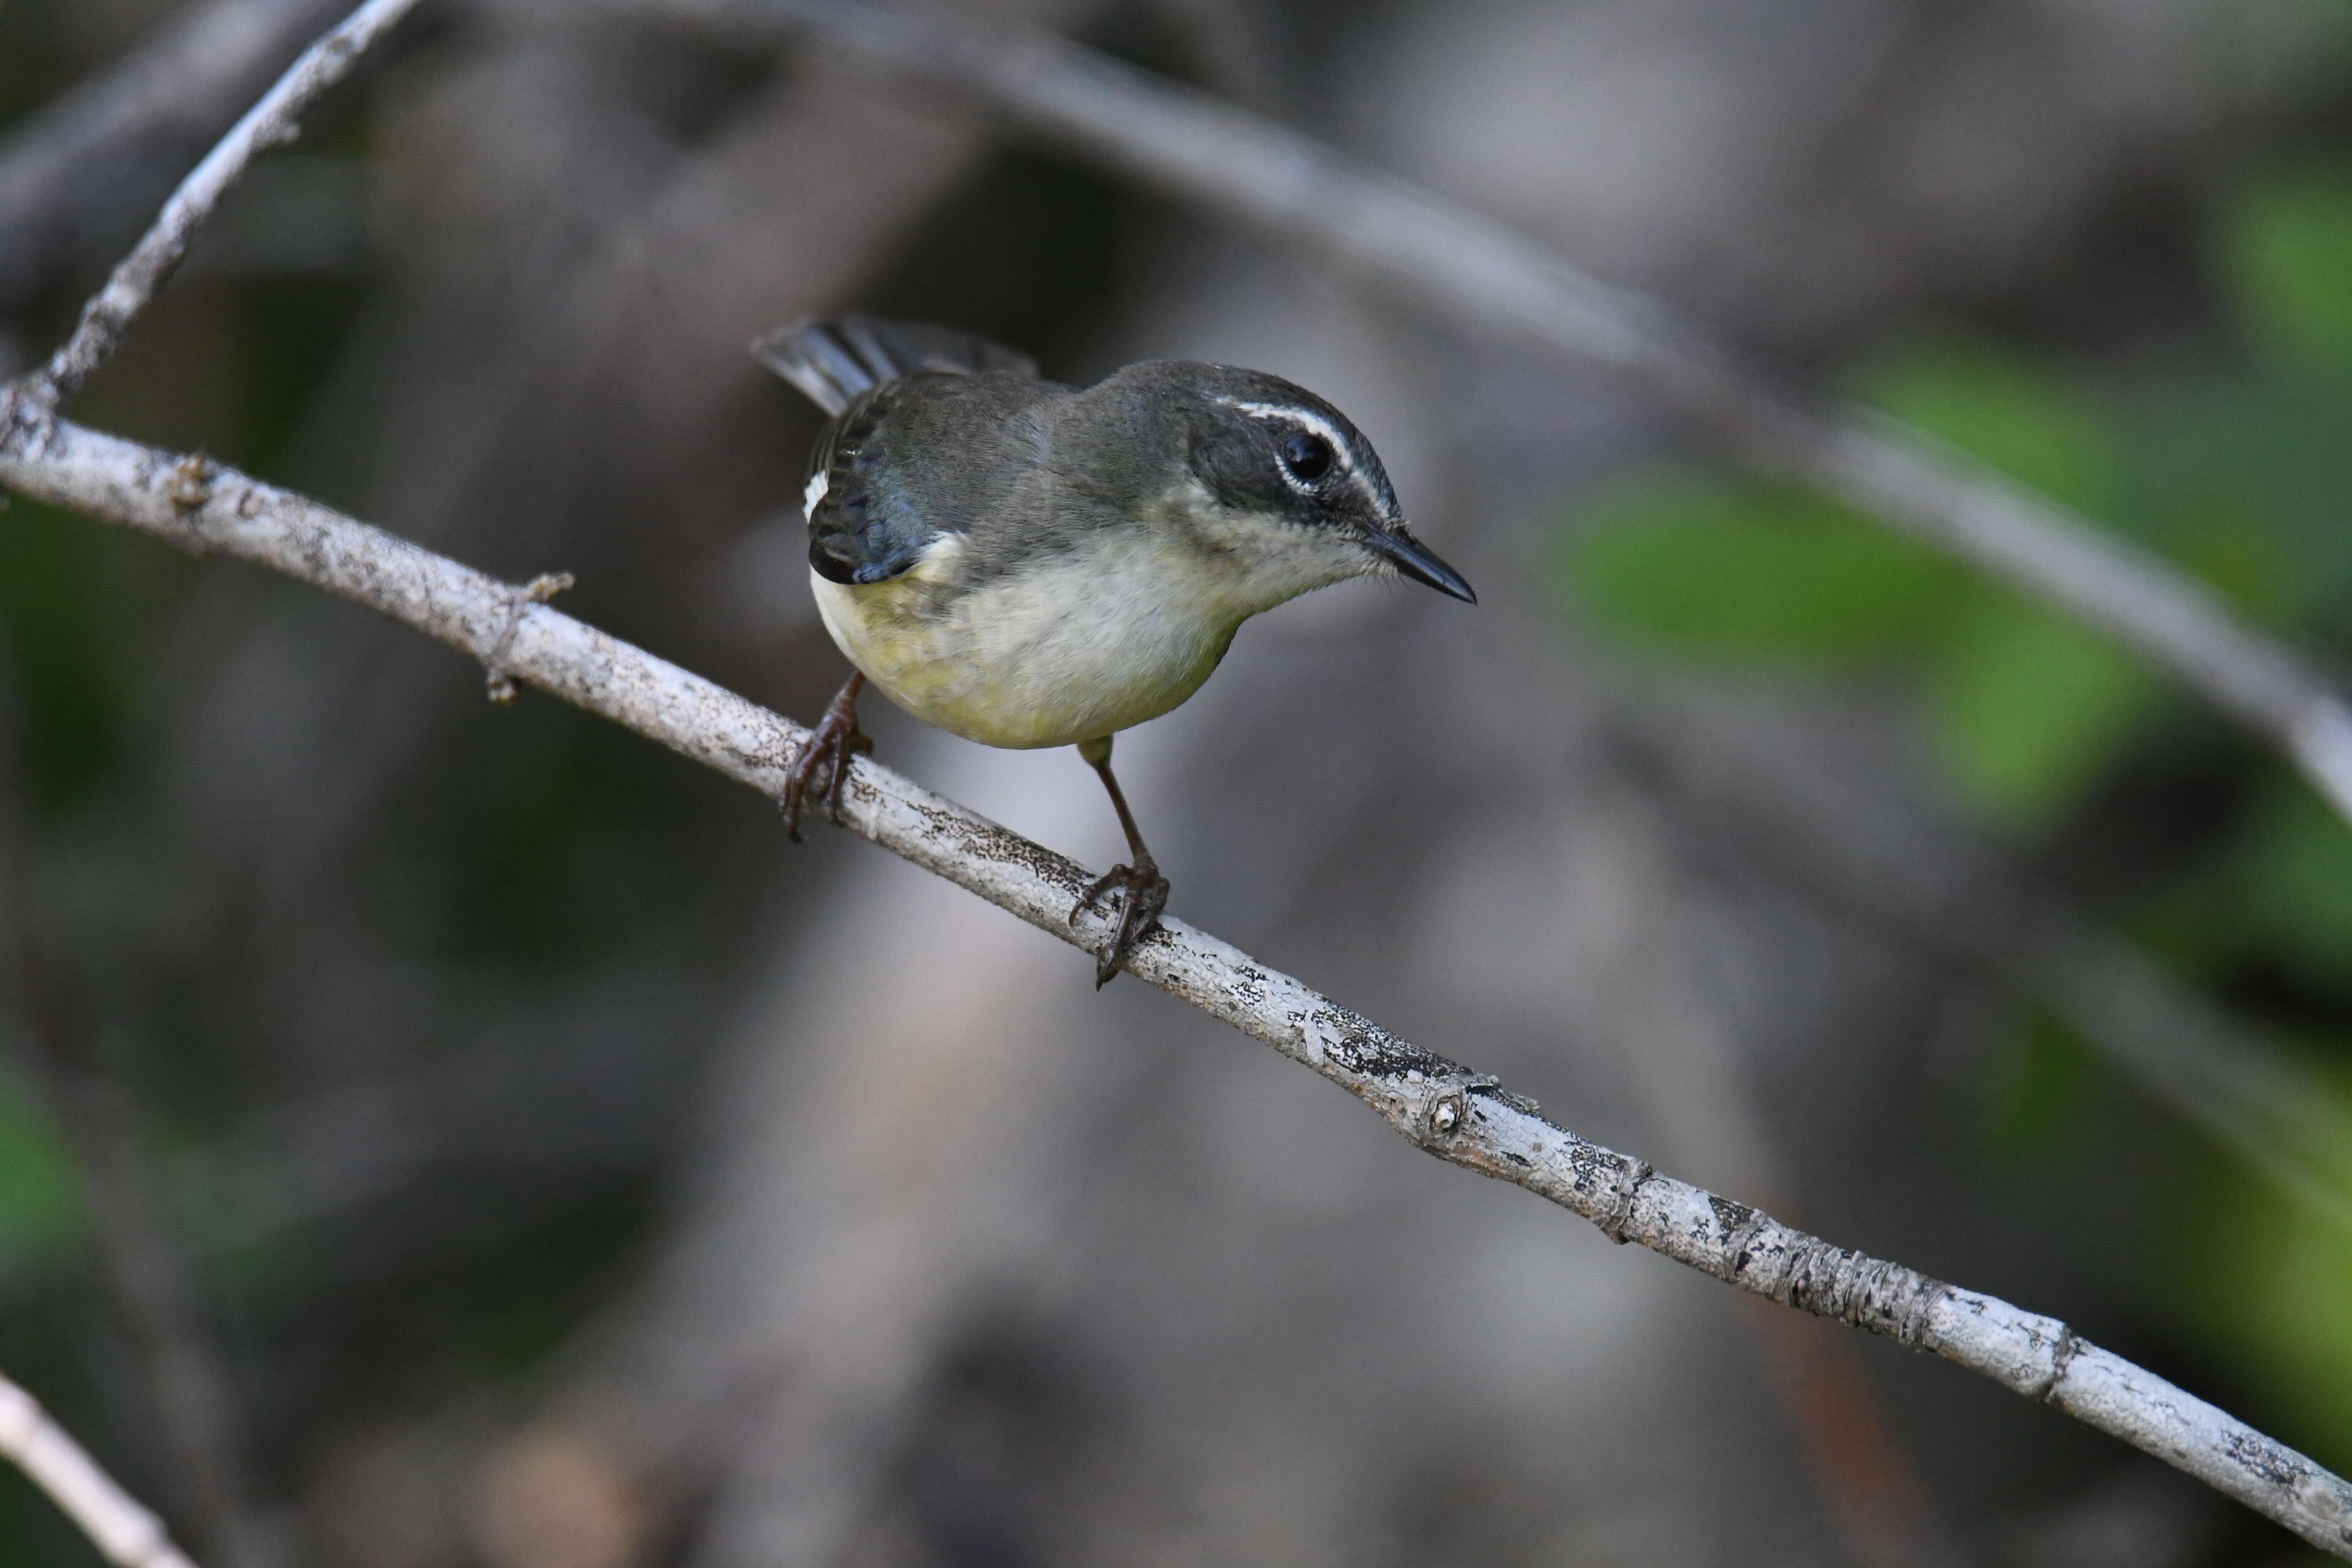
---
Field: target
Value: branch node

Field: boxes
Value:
[1424,1089,1464,1142]
[1885,1264,1946,1350]
[1716,1203,1769,1284]
[167,451,215,513]
[2034,1326,2083,1402]
[1466,1075,1538,1115]
[1598,1156,1652,1244]
[485,572,575,703]
[0,380,60,459]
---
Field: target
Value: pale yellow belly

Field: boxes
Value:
[810,545,1243,750]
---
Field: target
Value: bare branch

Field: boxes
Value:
[10,0,426,416]
[4,421,2348,1557]
[0,1367,201,1568]
[675,0,2352,830]
[0,0,354,311]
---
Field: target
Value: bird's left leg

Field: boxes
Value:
[783,671,871,841]
[1069,734,1170,987]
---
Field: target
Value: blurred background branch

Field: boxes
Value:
[656,0,2352,833]
[1616,686,2352,1233]
[0,1366,200,1568]
[4,0,2352,1564]
[11,0,425,413]
[0,0,354,324]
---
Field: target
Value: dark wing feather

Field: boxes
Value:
[751,313,1037,416]
[751,314,1038,584]
[801,381,937,585]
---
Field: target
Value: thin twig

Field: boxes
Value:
[0,1367,201,1568]
[0,0,354,311]
[668,0,2352,830]
[8,0,425,417]
[3,421,2347,1556]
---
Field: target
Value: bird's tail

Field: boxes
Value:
[750,313,1038,416]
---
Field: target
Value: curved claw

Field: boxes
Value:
[1072,857,1170,987]
[783,675,868,841]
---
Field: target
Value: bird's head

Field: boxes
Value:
[1092,363,1475,612]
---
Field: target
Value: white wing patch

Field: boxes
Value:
[802,468,830,521]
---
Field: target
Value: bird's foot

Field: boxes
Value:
[782,685,872,841]
[1071,855,1169,988]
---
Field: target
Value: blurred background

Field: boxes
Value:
[4,0,2352,1563]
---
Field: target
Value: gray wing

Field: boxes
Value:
[752,315,1042,585]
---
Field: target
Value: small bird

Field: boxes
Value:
[754,314,1475,985]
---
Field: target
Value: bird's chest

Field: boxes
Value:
[811,530,1250,749]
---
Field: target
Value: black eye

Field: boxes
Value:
[1279,430,1333,483]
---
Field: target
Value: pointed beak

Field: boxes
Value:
[1367,525,1476,604]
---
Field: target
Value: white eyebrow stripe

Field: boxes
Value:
[1221,399,1357,474]
[1207,394,1399,517]
[1216,396,1401,516]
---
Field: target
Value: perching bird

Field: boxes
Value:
[754,314,1475,985]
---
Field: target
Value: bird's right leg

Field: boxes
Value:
[1069,734,1171,987]
[783,670,871,841]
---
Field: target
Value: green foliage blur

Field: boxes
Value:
[0,1067,78,1267]
[1559,161,2352,1467]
